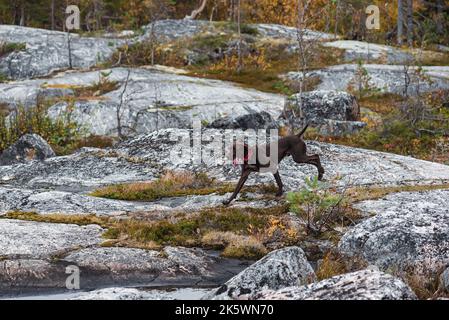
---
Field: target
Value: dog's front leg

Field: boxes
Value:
[222,170,251,206]
[273,171,284,197]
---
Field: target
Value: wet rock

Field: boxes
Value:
[69,287,212,300]
[0,259,66,292]
[0,219,103,259]
[203,247,315,300]
[0,25,125,80]
[286,64,449,95]
[323,40,413,64]
[284,90,361,125]
[0,134,55,166]
[257,269,417,300]
[339,189,449,279]
[207,111,277,130]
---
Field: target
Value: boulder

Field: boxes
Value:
[62,247,218,279]
[0,134,55,166]
[69,287,212,300]
[207,111,277,130]
[203,246,315,300]
[318,119,367,137]
[284,90,361,125]
[3,129,449,194]
[339,189,449,280]
[257,269,417,300]
[323,40,413,64]
[0,219,103,259]
[0,25,125,80]
[286,64,449,96]
[0,68,284,136]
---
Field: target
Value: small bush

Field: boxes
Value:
[74,71,119,97]
[287,177,350,236]
[0,41,26,57]
[0,103,86,155]
[222,238,267,260]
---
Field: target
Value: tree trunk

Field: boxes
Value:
[398,0,404,46]
[236,0,242,72]
[407,0,413,47]
[334,0,340,39]
[19,2,25,26]
[185,0,208,20]
[51,0,55,30]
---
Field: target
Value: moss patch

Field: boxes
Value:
[0,42,26,57]
[91,171,282,202]
[2,211,110,227]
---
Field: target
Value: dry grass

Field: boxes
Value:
[202,231,268,260]
[3,211,110,227]
[346,184,449,204]
[91,170,287,202]
[91,170,233,201]
[316,251,368,281]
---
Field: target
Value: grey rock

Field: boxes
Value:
[69,287,212,300]
[440,267,449,292]
[207,111,277,130]
[323,40,414,64]
[286,64,449,96]
[0,259,66,291]
[0,134,55,166]
[0,68,284,136]
[0,25,125,80]
[339,189,449,278]
[255,23,334,41]
[0,219,103,259]
[0,147,158,190]
[318,119,367,137]
[3,129,449,195]
[140,19,335,43]
[62,246,218,277]
[284,90,361,124]
[0,186,164,216]
[257,269,417,300]
[203,247,315,300]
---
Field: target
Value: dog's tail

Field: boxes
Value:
[297,123,309,137]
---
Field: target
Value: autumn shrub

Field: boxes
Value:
[0,41,26,57]
[0,102,85,155]
[287,177,356,236]
[91,170,234,201]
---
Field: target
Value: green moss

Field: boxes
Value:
[0,42,26,57]
[103,205,287,247]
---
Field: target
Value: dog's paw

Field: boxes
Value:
[275,191,284,197]
[222,200,231,206]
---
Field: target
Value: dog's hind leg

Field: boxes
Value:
[222,170,251,206]
[305,154,325,180]
[273,171,284,197]
[291,150,325,181]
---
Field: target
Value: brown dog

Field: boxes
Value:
[223,124,324,205]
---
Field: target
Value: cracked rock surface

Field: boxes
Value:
[257,269,417,300]
[339,189,449,278]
